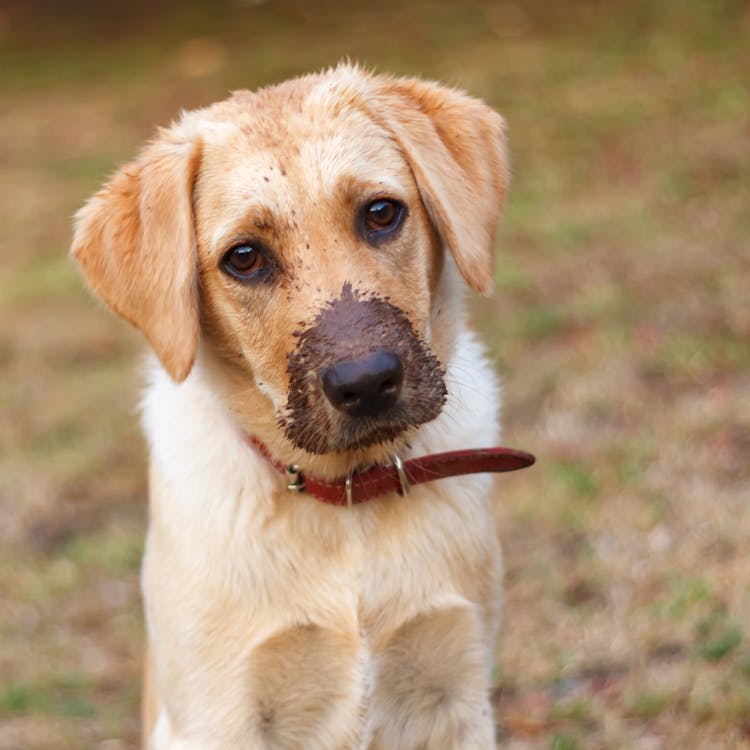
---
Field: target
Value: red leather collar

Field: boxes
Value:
[249,436,535,506]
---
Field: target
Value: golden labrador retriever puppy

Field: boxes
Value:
[72,64,532,750]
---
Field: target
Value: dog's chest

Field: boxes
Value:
[209,478,495,629]
[147,450,497,628]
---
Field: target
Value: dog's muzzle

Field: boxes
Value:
[281,284,447,455]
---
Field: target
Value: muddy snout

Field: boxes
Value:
[321,351,404,418]
[282,284,447,454]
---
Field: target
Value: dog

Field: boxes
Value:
[72,64,524,749]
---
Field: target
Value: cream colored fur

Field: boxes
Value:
[71,64,509,749]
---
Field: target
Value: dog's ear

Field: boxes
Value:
[71,131,202,382]
[367,77,508,294]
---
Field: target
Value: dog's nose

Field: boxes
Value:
[322,351,404,418]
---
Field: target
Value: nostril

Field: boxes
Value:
[341,391,360,407]
[321,351,404,417]
[380,378,396,394]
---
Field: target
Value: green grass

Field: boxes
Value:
[625,690,671,720]
[64,528,144,574]
[696,613,744,662]
[550,733,579,750]
[0,675,97,719]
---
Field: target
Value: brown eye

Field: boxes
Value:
[363,199,404,235]
[222,244,265,278]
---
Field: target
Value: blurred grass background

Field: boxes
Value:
[1,1,748,747]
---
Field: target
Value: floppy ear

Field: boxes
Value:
[365,77,508,294]
[71,131,202,382]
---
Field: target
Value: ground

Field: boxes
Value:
[1,1,749,748]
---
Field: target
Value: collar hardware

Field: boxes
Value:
[345,472,354,507]
[392,454,411,496]
[285,464,306,493]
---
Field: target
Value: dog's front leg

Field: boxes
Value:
[144,622,369,750]
[367,604,498,750]
[143,555,369,750]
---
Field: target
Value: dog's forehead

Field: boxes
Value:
[204,112,405,191]
[192,81,412,248]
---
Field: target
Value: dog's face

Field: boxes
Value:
[71,65,508,463]
[194,97,448,455]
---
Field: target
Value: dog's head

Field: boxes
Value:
[71,65,507,462]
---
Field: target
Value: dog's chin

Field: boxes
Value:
[281,409,419,457]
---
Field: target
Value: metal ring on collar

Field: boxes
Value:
[345,471,354,507]
[392,454,410,496]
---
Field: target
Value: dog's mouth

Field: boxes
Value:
[280,284,446,455]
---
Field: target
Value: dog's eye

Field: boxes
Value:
[362,199,405,238]
[222,244,265,279]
